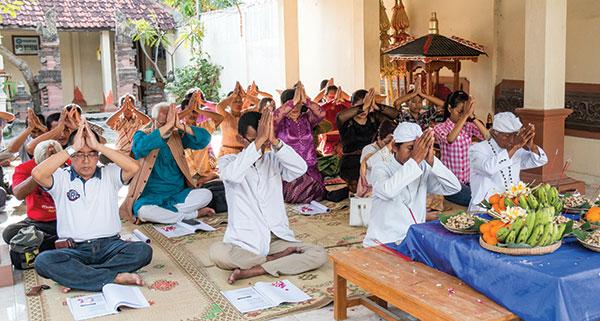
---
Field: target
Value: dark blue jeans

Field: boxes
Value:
[34,235,152,291]
[446,183,472,207]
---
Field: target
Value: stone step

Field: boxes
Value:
[0,243,14,287]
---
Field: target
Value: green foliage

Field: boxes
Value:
[128,17,169,49]
[167,54,223,103]
[162,0,240,17]
[0,0,35,22]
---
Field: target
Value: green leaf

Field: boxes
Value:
[572,229,590,241]
[561,220,574,239]
[474,217,488,231]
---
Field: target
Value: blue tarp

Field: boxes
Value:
[388,219,600,321]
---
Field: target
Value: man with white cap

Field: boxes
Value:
[468,112,547,211]
[363,123,461,247]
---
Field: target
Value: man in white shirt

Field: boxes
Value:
[363,123,461,247]
[469,112,548,211]
[210,106,327,284]
[32,119,151,293]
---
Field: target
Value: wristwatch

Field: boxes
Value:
[273,140,284,152]
[66,147,76,156]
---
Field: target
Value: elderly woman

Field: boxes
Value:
[336,88,399,193]
[273,82,326,203]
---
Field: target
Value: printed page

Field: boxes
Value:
[254,280,311,306]
[220,287,275,313]
[66,294,114,320]
[153,224,193,238]
[292,201,330,215]
[103,284,150,311]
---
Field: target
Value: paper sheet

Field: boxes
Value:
[292,201,330,215]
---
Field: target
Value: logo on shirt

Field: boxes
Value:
[66,189,81,202]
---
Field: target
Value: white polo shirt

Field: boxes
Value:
[45,163,126,242]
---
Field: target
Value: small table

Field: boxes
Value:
[329,246,517,321]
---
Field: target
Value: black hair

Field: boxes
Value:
[25,113,45,128]
[65,104,82,115]
[443,90,469,120]
[259,97,274,111]
[326,85,338,95]
[238,111,262,137]
[351,89,368,106]
[319,79,329,90]
[67,128,101,147]
[45,112,61,129]
[373,120,397,142]
[227,91,234,97]
[280,89,296,105]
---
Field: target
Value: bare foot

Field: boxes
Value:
[60,286,71,293]
[227,266,266,284]
[198,207,215,217]
[266,246,304,262]
[114,273,145,286]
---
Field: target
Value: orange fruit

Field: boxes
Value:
[480,222,492,234]
[513,197,519,206]
[492,204,502,213]
[487,236,498,245]
[490,220,504,227]
[489,194,501,205]
[498,200,507,211]
[586,207,600,223]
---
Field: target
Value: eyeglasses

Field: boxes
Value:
[72,153,99,160]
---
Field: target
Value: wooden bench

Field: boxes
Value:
[328,246,518,321]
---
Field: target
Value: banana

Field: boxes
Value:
[556,223,567,242]
[510,218,524,235]
[528,194,539,211]
[516,225,530,244]
[550,224,561,245]
[537,224,553,247]
[505,230,517,244]
[496,227,511,243]
[554,200,564,213]
[505,198,516,208]
[534,209,546,227]
[524,210,537,230]
[537,189,547,206]
[527,224,545,247]
[546,206,555,221]
[519,195,529,210]
[544,183,552,196]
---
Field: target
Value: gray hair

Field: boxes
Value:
[151,102,171,119]
[34,140,63,164]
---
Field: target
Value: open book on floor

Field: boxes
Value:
[153,219,216,238]
[66,284,149,320]
[291,201,331,215]
[221,279,311,313]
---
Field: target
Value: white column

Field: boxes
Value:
[352,0,380,91]
[100,30,115,110]
[71,32,82,88]
[0,35,7,112]
[278,0,299,88]
[524,0,567,110]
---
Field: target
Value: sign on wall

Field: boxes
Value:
[12,36,40,55]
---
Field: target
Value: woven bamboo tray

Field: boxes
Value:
[440,222,479,235]
[487,209,502,219]
[579,217,600,230]
[578,239,600,253]
[479,237,561,255]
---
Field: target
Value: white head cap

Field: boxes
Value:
[493,112,522,133]
[393,122,423,143]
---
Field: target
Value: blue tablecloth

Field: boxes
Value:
[388,219,600,321]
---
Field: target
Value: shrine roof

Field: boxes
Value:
[0,0,176,31]
[384,34,486,60]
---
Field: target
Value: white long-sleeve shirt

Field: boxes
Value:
[363,157,461,247]
[360,142,394,185]
[218,141,307,256]
[468,139,548,212]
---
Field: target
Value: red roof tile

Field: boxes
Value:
[1,0,176,30]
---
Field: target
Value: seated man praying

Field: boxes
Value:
[32,120,151,293]
[210,107,327,284]
[363,123,461,247]
[119,103,214,224]
[469,112,547,212]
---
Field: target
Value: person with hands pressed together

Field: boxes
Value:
[363,123,461,247]
[273,82,326,203]
[210,106,326,284]
[32,120,151,293]
[434,91,490,206]
[7,108,47,162]
[469,112,547,211]
[119,103,214,224]
[336,88,399,193]
[26,105,81,155]
[106,94,151,155]
[394,81,444,130]
[217,82,254,158]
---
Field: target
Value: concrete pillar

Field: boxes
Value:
[36,8,63,115]
[115,9,140,107]
[278,0,299,88]
[0,35,6,113]
[515,0,582,192]
[100,30,116,111]
[352,0,380,92]
[71,32,87,106]
[12,82,33,122]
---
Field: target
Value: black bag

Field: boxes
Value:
[325,187,349,202]
[200,180,228,213]
[9,226,43,270]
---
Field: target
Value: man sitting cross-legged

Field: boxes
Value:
[120,102,214,224]
[32,120,151,293]
[209,106,327,284]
